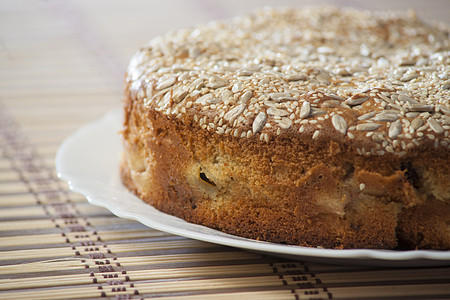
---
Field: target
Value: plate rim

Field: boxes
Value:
[56,108,450,266]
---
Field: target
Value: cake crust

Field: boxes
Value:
[121,7,450,249]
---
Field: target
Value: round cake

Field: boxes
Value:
[121,7,450,249]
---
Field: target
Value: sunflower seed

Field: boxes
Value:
[195,93,220,105]
[356,123,382,131]
[269,92,296,102]
[278,117,293,129]
[221,89,233,104]
[317,70,331,84]
[171,65,190,72]
[372,112,399,122]
[345,96,369,106]
[334,67,352,76]
[237,69,254,76]
[310,108,326,117]
[410,118,423,130]
[378,94,393,103]
[252,112,267,134]
[188,78,204,91]
[398,94,419,104]
[156,76,177,90]
[326,93,346,101]
[232,82,244,93]
[188,47,201,58]
[427,118,444,134]
[286,73,307,81]
[239,90,253,103]
[318,46,334,54]
[267,107,289,117]
[400,73,419,82]
[300,101,311,118]
[358,112,376,121]
[389,120,402,139]
[322,100,340,108]
[173,90,188,103]
[145,82,154,100]
[331,114,347,135]
[224,104,246,122]
[178,72,190,82]
[206,77,228,89]
[443,82,450,90]
[399,58,417,66]
[408,104,434,112]
[436,105,450,115]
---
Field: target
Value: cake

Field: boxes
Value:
[121,7,450,249]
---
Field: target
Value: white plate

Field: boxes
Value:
[56,109,450,267]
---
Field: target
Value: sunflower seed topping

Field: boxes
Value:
[267,107,289,117]
[240,90,253,103]
[428,118,444,134]
[224,104,246,122]
[358,112,376,121]
[286,73,308,81]
[252,112,267,134]
[356,123,382,131]
[373,112,399,122]
[331,114,348,135]
[278,117,293,129]
[345,96,369,106]
[300,101,311,119]
[156,76,177,90]
[409,104,434,112]
[269,93,296,102]
[128,7,449,155]
[389,120,402,139]
[173,90,188,103]
[207,77,228,89]
[400,73,419,82]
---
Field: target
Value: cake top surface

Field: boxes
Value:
[126,6,449,156]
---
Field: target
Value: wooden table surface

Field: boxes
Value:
[1,1,449,299]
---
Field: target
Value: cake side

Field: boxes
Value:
[121,7,450,249]
[121,89,449,249]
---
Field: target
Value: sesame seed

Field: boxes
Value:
[312,130,320,139]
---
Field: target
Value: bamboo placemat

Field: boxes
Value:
[1,1,449,299]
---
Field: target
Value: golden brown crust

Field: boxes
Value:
[121,7,450,249]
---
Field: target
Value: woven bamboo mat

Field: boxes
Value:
[1,1,449,299]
